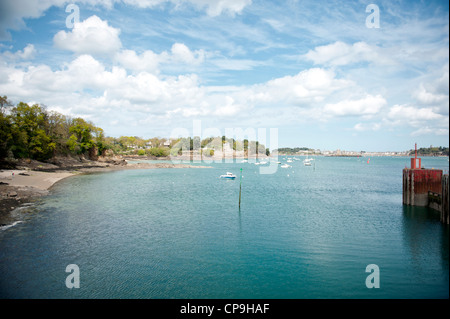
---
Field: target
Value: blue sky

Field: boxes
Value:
[0,0,448,152]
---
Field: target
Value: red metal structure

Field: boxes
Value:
[410,143,421,169]
[403,143,443,206]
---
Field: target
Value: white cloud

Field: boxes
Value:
[387,104,443,122]
[414,83,448,105]
[0,54,127,100]
[53,15,122,56]
[411,127,449,137]
[383,103,448,137]
[170,43,205,65]
[64,54,126,89]
[0,0,118,40]
[0,0,63,39]
[114,43,205,74]
[303,41,393,67]
[250,68,352,106]
[1,47,446,142]
[0,0,252,40]
[2,44,36,60]
[123,0,252,16]
[114,49,161,73]
[1,54,355,130]
[412,66,449,116]
[214,96,243,117]
[182,0,252,16]
[122,0,167,8]
[323,94,386,117]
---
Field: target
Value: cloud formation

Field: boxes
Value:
[2,44,36,60]
[303,41,394,67]
[0,0,253,40]
[0,0,448,149]
[54,15,122,56]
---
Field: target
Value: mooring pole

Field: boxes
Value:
[239,168,242,210]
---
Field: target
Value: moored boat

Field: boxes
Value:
[220,172,236,179]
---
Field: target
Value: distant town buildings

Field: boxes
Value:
[279,148,410,157]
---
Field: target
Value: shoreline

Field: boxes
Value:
[0,159,211,228]
[0,169,75,227]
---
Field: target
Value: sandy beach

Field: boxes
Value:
[0,169,75,190]
[0,169,76,227]
[0,158,211,227]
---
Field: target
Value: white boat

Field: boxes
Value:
[281,164,291,168]
[255,161,268,165]
[287,159,293,163]
[241,159,248,163]
[303,155,312,166]
[220,172,236,179]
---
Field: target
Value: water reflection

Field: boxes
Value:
[402,205,449,292]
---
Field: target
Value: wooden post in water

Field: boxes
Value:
[239,168,242,210]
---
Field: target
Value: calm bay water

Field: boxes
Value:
[0,156,448,299]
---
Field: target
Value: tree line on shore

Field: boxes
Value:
[1,95,110,162]
[275,147,315,155]
[409,146,449,156]
[0,95,269,163]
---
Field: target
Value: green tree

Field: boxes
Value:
[0,96,13,159]
[93,126,112,155]
[67,118,95,155]
[243,139,248,151]
[0,95,13,115]
[201,137,214,148]
[0,114,13,159]
[147,147,169,157]
[9,102,56,160]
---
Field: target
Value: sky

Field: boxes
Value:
[0,0,448,152]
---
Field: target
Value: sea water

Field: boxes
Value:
[0,156,448,298]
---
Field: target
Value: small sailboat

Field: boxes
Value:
[220,172,236,179]
[303,155,312,166]
[281,164,291,168]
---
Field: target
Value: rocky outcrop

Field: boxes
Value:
[30,153,128,171]
[97,149,127,166]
